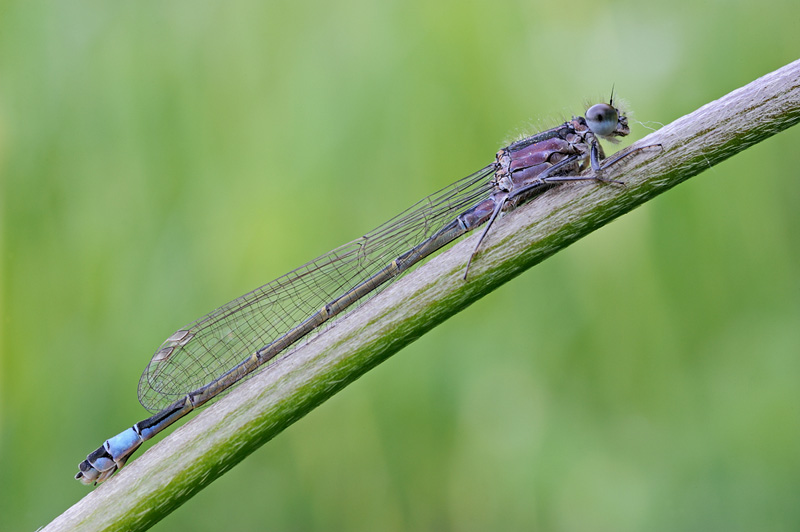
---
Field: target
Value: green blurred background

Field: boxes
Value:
[1,0,798,530]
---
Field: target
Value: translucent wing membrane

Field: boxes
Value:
[138,164,496,412]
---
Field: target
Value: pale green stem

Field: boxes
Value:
[42,58,800,532]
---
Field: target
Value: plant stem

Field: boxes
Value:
[43,58,800,532]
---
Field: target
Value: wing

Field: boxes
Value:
[138,164,496,412]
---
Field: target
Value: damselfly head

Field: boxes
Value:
[585,102,630,140]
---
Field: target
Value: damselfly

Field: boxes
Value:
[77,99,654,484]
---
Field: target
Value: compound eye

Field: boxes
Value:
[585,103,618,137]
